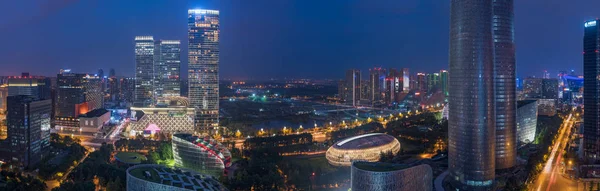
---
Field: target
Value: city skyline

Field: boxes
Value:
[1,0,599,79]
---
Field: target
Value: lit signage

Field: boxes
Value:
[585,20,597,28]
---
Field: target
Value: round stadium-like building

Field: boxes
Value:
[326,133,401,166]
[126,164,228,191]
[351,161,433,191]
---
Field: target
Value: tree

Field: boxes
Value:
[159,142,173,160]
[106,178,124,191]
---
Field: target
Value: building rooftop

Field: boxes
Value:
[333,133,397,150]
[517,99,537,108]
[352,161,409,172]
[127,164,226,191]
[79,108,109,118]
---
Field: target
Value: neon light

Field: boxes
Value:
[336,133,384,146]
[585,20,597,27]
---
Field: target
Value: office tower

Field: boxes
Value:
[541,79,559,99]
[7,95,51,168]
[121,77,136,105]
[188,9,220,133]
[55,71,87,127]
[416,73,426,92]
[385,69,399,104]
[154,40,181,97]
[109,68,116,78]
[134,36,155,107]
[345,69,361,106]
[543,70,550,79]
[493,0,517,170]
[448,0,496,189]
[368,68,386,103]
[360,80,369,101]
[400,68,410,93]
[440,70,449,96]
[426,73,440,91]
[85,75,104,111]
[523,78,543,98]
[338,80,346,102]
[584,19,600,159]
[7,74,51,100]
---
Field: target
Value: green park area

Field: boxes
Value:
[115,152,147,164]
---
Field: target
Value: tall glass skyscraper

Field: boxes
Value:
[583,19,600,159]
[188,9,220,133]
[154,40,181,97]
[134,36,155,107]
[493,0,517,170]
[448,0,496,189]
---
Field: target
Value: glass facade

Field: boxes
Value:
[7,96,51,168]
[516,100,537,144]
[351,162,433,191]
[55,72,87,127]
[584,19,600,159]
[188,9,220,133]
[154,40,181,98]
[448,0,496,189]
[493,0,517,170]
[172,134,231,178]
[344,69,361,106]
[126,164,228,191]
[134,36,155,107]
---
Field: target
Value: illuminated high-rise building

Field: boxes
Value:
[345,69,361,106]
[440,70,449,96]
[368,68,386,103]
[400,68,410,93]
[7,95,51,168]
[416,73,426,92]
[188,9,220,133]
[584,19,600,159]
[7,74,51,100]
[427,73,440,92]
[154,40,181,97]
[493,0,517,170]
[134,36,155,107]
[448,0,515,188]
[55,72,87,127]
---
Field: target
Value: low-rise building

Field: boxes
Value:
[351,161,433,191]
[126,164,227,191]
[172,134,232,178]
[78,109,110,133]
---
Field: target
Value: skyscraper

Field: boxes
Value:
[427,73,440,92]
[440,70,449,96]
[493,0,517,170]
[134,36,155,107]
[7,74,51,100]
[55,72,87,127]
[416,73,426,92]
[400,68,410,93]
[154,40,181,97]
[7,95,51,168]
[368,68,386,104]
[448,0,496,189]
[584,19,600,159]
[188,9,220,133]
[345,69,361,106]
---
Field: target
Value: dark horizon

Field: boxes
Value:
[1,0,599,79]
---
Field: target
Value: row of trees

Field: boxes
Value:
[39,133,87,179]
[244,133,313,149]
[220,150,285,190]
[0,170,47,191]
[54,143,126,191]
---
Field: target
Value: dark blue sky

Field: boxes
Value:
[0,0,598,79]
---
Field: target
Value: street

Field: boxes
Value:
[533,113,577,191]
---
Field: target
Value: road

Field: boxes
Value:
[45,150,91,190]
[533,113,577,191]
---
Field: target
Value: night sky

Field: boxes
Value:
[1,0,599,79]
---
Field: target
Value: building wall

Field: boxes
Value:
[126,164,227,191]
[79,111,110,133]
[188,9,220,133]
[134,36,155,107]
[517,100,537,143]
[493,0,517,170]
[448,0,496,188]
[7,96,51,168]
[171,134,229,178]
[351,163,433,191]
[154,40,181,98]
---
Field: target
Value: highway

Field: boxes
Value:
[533,113,577,191]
